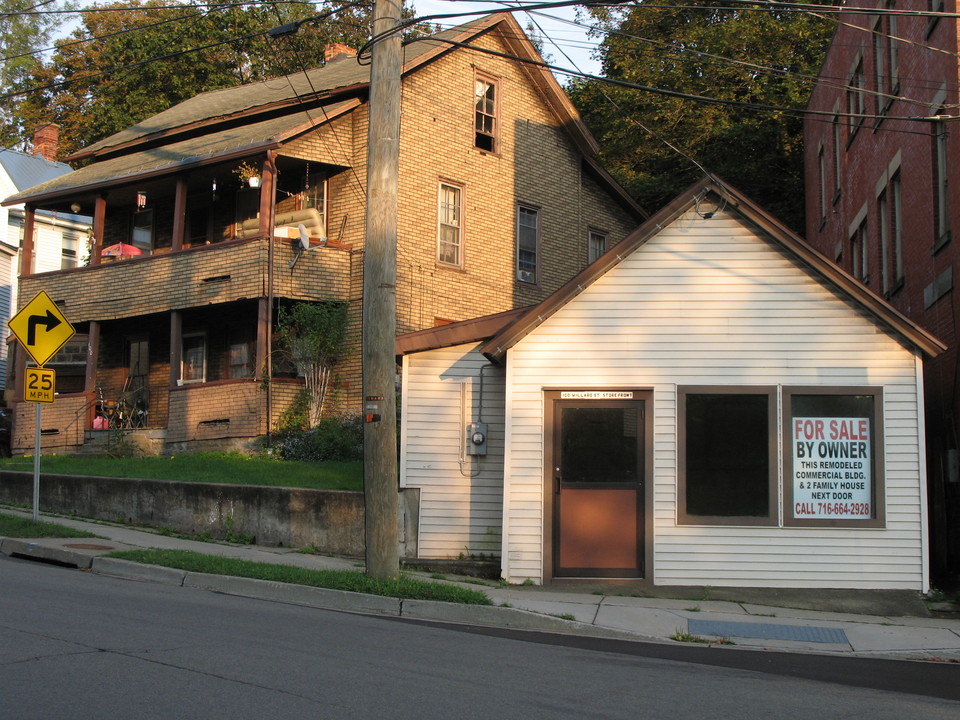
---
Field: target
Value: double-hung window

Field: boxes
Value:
[438,182,462,266]
[934,117,950,251]
[181,332,207,384]
[516,205,539,284]
[588,230,606,264]
[474,75,498,152]
[131,209,154,252]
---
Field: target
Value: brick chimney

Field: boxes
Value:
[33,123,60,162]
[324,43,357,63]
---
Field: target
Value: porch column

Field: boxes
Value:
[84,321,101,428]
[256,297,271,437]
[90,195,106,266]
[18,204,35,278]
[257,152,277,238]
[171,176,187,251]
[169,310,182,387]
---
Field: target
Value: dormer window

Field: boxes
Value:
[475,75,498,152]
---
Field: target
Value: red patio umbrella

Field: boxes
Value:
[101,242,144,257]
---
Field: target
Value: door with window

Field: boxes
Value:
[551,394,646,578]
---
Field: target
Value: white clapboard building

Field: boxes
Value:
[397,177,944,591]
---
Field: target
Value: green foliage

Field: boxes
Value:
[0,512,98,539]
[276,389,312,434]
[106,549,494,605]
[0,0,73,149]
[274,301,350,426]
[0,452,362,491]
[272,415,363,462]
[569,1,834,231]
[8,1,374,155]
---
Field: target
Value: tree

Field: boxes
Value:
[568,2,834,231]
[9,0,375,157]
[0,0,73,149]
[274,301,349,427]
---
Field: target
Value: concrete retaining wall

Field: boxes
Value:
[0,471,420,557]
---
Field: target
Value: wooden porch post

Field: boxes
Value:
[19,204,35,278]
[90,195,106,266]
[84,321,101,428]
[257,153,277,238]
[171,176,187,251]
[257,297,271,437]
[169,310,182,387]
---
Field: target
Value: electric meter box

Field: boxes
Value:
[466,422,488,456]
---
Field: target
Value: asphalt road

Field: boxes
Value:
[2,555,958,720]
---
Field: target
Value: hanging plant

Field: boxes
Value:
[233,161,261,187]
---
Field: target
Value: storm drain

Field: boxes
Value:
[687,619,849,644]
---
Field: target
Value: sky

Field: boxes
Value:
[410,1,604,78]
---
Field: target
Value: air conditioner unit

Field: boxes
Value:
[517,270,535,283]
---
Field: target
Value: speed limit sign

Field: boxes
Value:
[24,367,55,403]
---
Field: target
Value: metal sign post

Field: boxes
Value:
[32,403,40,522]
[8,292,75,523]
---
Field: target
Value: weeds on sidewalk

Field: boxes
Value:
[106,549,493,605]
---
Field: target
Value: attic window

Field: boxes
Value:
[474,75,498,152]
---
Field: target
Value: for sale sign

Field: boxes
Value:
[792,418,871,519]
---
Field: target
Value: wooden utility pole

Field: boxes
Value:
[362,0,401,579]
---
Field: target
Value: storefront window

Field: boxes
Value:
[678,388,777,525]
[785,388,883,527]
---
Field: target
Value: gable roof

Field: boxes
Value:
[0,148,72,195]
[6,13,643,219]
[476,176,944,361]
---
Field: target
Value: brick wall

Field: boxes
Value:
[803,2,960,578]
[20,238,353,322]
[12,394,89,453]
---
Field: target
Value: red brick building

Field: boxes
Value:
[803,1,959,584]
[2,14,643,456]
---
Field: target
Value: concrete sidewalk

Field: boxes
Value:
[3,509,960,662]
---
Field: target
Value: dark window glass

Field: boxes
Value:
[685,394,769,517]
[561,406,639,484]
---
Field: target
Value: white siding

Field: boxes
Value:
[0,249,13,387]
[401,344,505,560]
[503,208,926,589]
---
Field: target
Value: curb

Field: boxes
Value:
[1,538,94,569]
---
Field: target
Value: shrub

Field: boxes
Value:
[273,415,363,462]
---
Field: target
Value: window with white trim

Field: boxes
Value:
[438,182,462,266]
[516,205,539,284]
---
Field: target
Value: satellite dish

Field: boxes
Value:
[298,224,310,251]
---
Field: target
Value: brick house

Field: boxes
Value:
[2,14,643,455]
[802,1,960,583]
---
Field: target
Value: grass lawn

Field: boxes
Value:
[0,453,362,492]
[107,549,493,606]
[0,512,98,539]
